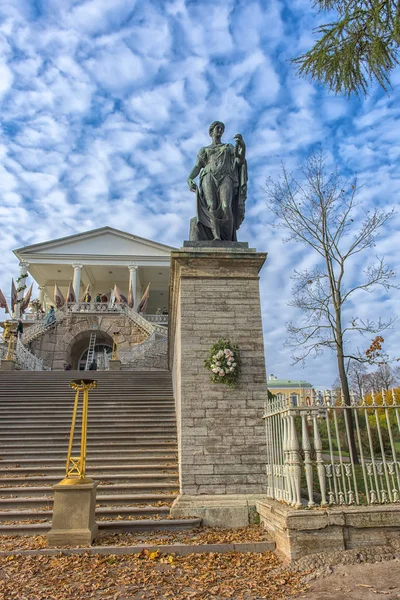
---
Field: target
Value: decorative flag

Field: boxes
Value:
[81,283,91,302]
[54,284,65,308]
[137,283,150,314]
[67,281,76,303]
[113,284,128,304]
[21,283,33,313]
[11,279,17,313]
[128,279,134,309]
[0,288,10,314]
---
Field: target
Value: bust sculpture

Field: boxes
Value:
[187,121,247,242]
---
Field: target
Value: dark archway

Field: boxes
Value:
[67,330,113,370]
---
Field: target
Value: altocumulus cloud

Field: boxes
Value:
[0,0,399,387]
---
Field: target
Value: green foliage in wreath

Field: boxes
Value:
[204,337,240,388]
[16,274,28,283]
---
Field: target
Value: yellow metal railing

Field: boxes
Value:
[61,379,97,485]
[6,335,16,360]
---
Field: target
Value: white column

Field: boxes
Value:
[16,261,29,319]
[38,286,45,311]
[72,264,83,301]
[128,264,138,310]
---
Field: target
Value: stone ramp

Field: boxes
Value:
[0,370,197,535]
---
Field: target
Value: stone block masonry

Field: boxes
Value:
[169,245,268,525]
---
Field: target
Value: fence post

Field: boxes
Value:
[301,413,314,507]
[288,410,302,508]
[312,409,328,507]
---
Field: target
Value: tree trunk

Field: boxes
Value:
[336,339,359,464]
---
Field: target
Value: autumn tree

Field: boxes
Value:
[292,1,400,97]
[265,150,397,458]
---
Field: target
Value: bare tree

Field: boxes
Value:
[348,361,370,400]
[369,364,398,392]
[265,150,398,459]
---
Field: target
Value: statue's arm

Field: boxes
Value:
[188,149,206,192]
[234,134,246,166]
[187,162,201,192]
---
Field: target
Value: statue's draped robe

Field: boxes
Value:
[190,143,247,241]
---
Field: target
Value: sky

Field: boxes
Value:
[0,0,399,387]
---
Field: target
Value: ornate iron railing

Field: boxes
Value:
[21,305,70,345]
[21,302,168,346]
[145,314,168,325]
[15,337,50,371]
[264,388,400,507]
[119,334,168,364]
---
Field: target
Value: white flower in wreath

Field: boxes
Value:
[232,362,237,367]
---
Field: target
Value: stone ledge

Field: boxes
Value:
[183,241,251,250]
[0,541,275,558]
[257,497,400,562]
[171,494,268,528]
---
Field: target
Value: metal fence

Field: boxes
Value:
[264,389,400,507]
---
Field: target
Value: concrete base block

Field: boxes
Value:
[0,359,17,371]
[47,480,98,547]
[257,498,400,561]
[171,494,267,528]
[108,360,121,371]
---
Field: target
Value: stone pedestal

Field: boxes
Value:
[46,480,98,547]
[108,359,121,371]
[0,359,17,371]
[169,243,268,527]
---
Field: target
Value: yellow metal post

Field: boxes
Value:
[61,379,97,485]
[6,335,16,360]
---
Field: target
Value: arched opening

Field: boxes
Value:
[68,330,114,370]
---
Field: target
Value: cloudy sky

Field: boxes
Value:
[0,0,399,386]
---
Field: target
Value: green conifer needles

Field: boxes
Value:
[293,1,400,97]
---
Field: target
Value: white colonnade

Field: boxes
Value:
[72,264,83,300]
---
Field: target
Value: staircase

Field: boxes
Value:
[0,371,196,536]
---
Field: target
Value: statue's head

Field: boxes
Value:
[209,121,225,137]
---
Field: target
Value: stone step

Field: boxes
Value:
[0,417,176,423]
[0,455,176,466]
[0,426,177,434]
[0,370,180,532]
[0,493,177,509]
[0,518,201,536]
[0,505,171,522]
[0,449,176,458]
[0,434,177,442]
[0,473,178,485]
[0,483,179,496]
[0,464,177,475]
[0,410,176,417]
[0,436,176,452]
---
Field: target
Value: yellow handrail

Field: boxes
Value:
[61,379,97,485]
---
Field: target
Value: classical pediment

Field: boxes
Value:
[14,227,175,259]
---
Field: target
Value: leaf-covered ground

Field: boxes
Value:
[0,527,311,599]
[0,526,271,552]
[0,550,309,599]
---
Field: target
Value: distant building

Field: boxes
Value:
[267,374,314,406]
[1,227,174,371]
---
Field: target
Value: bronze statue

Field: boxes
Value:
[187,121,247,241]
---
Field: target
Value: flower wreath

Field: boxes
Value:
[204,338,240,387]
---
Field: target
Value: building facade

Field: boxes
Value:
[266,374,314,406]
[1,227,175,371]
